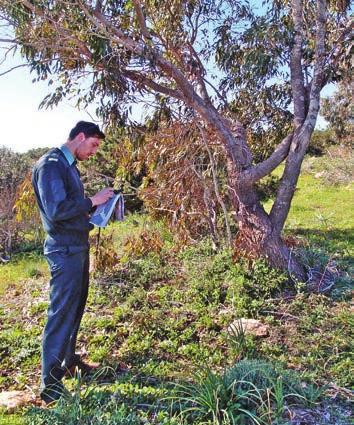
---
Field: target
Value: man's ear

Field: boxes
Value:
[77,132,86,143]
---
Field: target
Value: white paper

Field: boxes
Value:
[89,193,122,228]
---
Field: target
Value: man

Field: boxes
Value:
[32,121,114,404]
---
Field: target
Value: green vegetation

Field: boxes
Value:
[170,359,324,424]
[0,153,352,424]
[0,252,48,296]
[263,150,353,272]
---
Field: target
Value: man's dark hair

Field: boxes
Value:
[69,121,106,140]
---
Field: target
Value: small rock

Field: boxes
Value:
[228,318,269,337]
[315,171,325,178]
[0,391,35,412]
[219,308,233,315]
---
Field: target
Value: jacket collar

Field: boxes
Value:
[59,145,76,166]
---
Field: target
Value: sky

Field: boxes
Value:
[0,52,101,153]
[0,41,333,154]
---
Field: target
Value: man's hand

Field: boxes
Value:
[89,188,115,207]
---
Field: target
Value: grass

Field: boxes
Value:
[263,157,353,270]
[265,155,353,222]
[0,153,352,424]
[170,359,324,424]
[0,413,24,424]
[0,252,48,296]
[2,242,351,423]
[279,173,353,231]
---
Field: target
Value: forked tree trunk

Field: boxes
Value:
[215,0,326,282]
[226,162,307,280]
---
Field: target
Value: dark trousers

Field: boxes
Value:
[41,248,89,401]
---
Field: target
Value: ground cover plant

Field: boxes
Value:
[0,154,352,424]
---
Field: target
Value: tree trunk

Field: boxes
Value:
[227,161,307,281]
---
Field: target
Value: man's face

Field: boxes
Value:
[76,135,102,161]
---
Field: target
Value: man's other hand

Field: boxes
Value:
[90,188,115,207]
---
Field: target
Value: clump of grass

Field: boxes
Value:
[293,247,340,294]
[227,319,257,360]
[170,359,323,425]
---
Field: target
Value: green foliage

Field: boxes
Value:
[227,319,257,360]
[24,369,178,425]
[180,243,286,315]
[321,79,353,143]
[25,389,140,425]
[302,145,353,186]
[0,325,41,389]
[0,242,352,423]
[225,258,287,316]
[171,359,323,424]
[256,175,281,202]
[1,0,349,122]
[0,146,29,193]
[259,294,353,387]
[126,253,175,289]
[0,414,24,425]
[0,147,31,254]
[0,251,48,295]
[79,125,145,212]
[0,161,352,423]
[307,129,336,156]
[0,146,46,255]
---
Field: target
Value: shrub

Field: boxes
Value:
[122,229,164,260]
[307,129,336,156]
[91,230,120,275]
[125,252,175,289]
[303,145,353,186]
[171,359,323,425]
[256,175,280,202]
[180,242,287,316]
[225,258,287,316]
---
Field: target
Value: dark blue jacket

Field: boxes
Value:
[32,148,93,254]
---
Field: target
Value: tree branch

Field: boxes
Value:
[20,0,93,62]
[290,0,306,128]
[197,123,232,247]
[240,133,293,184]
[0,38,17,43]
[83,4,251,168]
[131,0,152,40]
[0,63,28,76]
[186,41,211,104]
[302,0,327,135]
[326,19,352,69]
[122,69,184,101]
[203,77,230,109]
[270,0,327,233]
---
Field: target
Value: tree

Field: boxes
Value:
[0,0,350,280]
[321,79,353,143]
[0,146,46,254]
[0,147,26,254]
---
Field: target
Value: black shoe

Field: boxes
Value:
[40,381,64,405]
[65,358,100,377]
